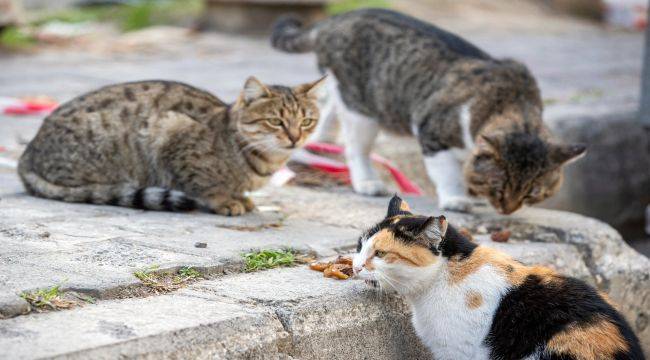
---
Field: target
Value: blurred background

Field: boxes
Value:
[0,0,648,256]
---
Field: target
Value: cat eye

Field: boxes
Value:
[301,118,316,127]
[375,250,387,258]
[266,118,283,127]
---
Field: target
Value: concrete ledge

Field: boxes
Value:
[1,172,649,357]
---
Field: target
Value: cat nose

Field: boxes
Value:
[287,130,300,146]
[353,266,363,274]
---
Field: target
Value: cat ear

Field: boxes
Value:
[419,216,448,249]
[242,76,271,103]
[294,75,327,98]
[549,142,587,166]
[387,194,411,217]
[480,132,505,151]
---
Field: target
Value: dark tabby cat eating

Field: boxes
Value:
[272,9,586,214]
[354,196,644,360]
[18,78,324,215]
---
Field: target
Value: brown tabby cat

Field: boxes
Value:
[18,77,324,216]
[272,9,587,214]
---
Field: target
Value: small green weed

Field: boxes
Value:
[177,266,202,280]
[134,265,203,292]
[243,249,296,272]
[0,26,36,49]
[31,0,204,32]
[20,284,80,311]
[327,0,391,15]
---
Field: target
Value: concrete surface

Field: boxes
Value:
[1,166,649,357]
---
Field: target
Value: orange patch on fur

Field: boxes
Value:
[372,229,437,267]
[399,200,411,212]
[447,246,527,285]
[546,316,629,360]
[465,291,483,309]
[447,246,562,286]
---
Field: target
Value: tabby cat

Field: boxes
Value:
[354,195,644,360]
[272,9,586,214]
[18,77,324,216]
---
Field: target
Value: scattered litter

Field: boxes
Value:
[491,229,512,243]
[194,242,207,248]
[257,205,281,212]
[309,255,354,280]
[0,96,58,115]
[289,142,423,195]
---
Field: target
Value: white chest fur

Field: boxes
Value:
[407,263,512,360]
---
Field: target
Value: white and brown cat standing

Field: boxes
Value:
[353,196,644,360]
[272,9,586,214]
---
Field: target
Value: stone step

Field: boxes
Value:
[0,266,429,360]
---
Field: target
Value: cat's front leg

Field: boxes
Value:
[203,193,251,216]
[340,109,388,196]
[424,149,473,212]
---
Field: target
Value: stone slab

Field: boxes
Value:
[0,291,288,360]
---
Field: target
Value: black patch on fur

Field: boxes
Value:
[386,194,412,217]
[132,188,145,209]
[159,191,195,212]
[107,197,120,206]
[161,190,175,212]
[485,275,644,360]
[439,225,477,259]
[502,132,549,178]
[174,196,196,212]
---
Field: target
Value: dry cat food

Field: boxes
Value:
[309,256,354,280]
[490,229,512,243]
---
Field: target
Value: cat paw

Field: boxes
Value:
[352,179,389,196]
[215,199,248,216]
[439,196,474,213]
[236,196,256,212]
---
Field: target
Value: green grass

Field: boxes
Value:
[327,0,391,15]
[242,249,296,272]
[177,266,202,280]
[30,0,204,32]
[20,284,84,311]
[0,26,37,49]
[134,265,203,292]
[20,285,63,308]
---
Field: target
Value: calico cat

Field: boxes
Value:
[272,9,586,214]
[353,195,644,360]
[18,77,324,216]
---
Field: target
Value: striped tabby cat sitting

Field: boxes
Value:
[18,77,324,215]
[272,9,586,214]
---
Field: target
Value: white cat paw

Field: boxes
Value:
[439,196,474,213]
[353,179,389,196]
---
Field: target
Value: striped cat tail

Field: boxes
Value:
[18,155,196,211]
[110,187,197,212]
[271,16,317,53]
